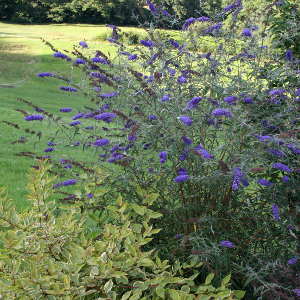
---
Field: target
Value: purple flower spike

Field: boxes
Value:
[179,115,193,126]
[242,28,252,37]
[211,108,232,117]
[69,121,81,126]
[99,91,118,98]
[272,204,280,221]
[146,0,157,14]
[256,135,272,143]
[60,107,72,113]
[258,179,273,187]
[162,10,170,16]
[272,162,291,173]
[53,51,69,60]
[54,179,77,189]
[197,16,210,22]
[177,75,188,84]
[285,49,293,61]
[177,168,188,175]
[224,96,238,105]
[94,112,117,123]
[128,135,137,142]
[92,57,109,64]
[243,97,253,104]
[287,257,298,265]
[267,149,285,158]
[37,72,54,77]
[72,113,85,120]
[60,86,78,92]
[182,17,196,30]
[128,54,138,61]
[148,114,158,120]
[24,115,44,121]
[75,58,86,65]
[174,175,190,183]
[169,39,180,48]
[79,41,88,48]
[282,175,290,183]
[269,88,286,96]
[185,96,202,110]
[93,139,110,147]
[140,40,154,47]
[220,240,235,248]
[182,136,193,145]
[44,147,55,153]
[293,289,300,297]
[159,151,167,163]
[160,94,171,102]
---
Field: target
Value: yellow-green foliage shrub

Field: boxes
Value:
[0,162,245,300]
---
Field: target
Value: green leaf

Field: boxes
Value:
[103,279,113,294]
[168,289,181,300]
[155,286,165,298]
[221,274,231,286]
[139,258,154,267]
[121,291,132,300]
[233,290,246,299]
[205,273,215,285]
[131,204,145,216]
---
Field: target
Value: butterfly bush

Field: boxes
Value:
[12,1,299,298]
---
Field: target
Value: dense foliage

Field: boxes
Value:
[0,161,244,299]
[2,0,300,299]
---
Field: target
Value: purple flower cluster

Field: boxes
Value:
[54,179,77,189]
[185,97,202,110]
[211,108,232,117]
[258,179,273,187]
[60,107,72,113]
[24,115,44,121]
[37,72,54,77]
[272,204,280,221]
[79,41,88,48]
[160,94,171,102]
[174,171,190,183]
[194,144,214,159]
[182,16,210,30]
[92,57,109,64]
[182,136,193,145]
[94,112,117,123]
[287,257,298,265]
[99,91,118,98]
[159,151,167,163]
[272,162,291,173]
[75,58,86,65]
[232,167,249,191]
[69,121,81,126]
[179,115,193,126]
[93,139,110,147]
[60,86,78,92]
[224,96,238,105]
[53,51,71,61]
[140,40,154,47]
[220,240,235,248]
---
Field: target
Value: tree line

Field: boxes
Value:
[0,0,223,26]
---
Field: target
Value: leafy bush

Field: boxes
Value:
[5,1,300,299]
[0,161,244,299]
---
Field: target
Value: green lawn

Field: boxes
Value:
[0,22,140,207]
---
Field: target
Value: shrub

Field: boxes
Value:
[0,161,244,299]
[6,1,300,299]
